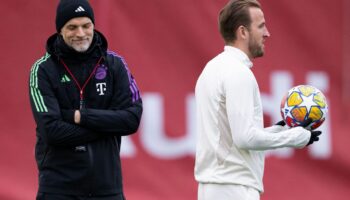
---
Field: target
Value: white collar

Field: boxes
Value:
[224,46,253,68]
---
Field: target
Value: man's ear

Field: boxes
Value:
[236,25,249,40]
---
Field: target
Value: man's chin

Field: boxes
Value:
[251,49,264,58]
[72,45,89,52]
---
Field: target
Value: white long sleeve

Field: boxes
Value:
[194,46,311,193]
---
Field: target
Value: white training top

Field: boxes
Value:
[194,46,311,193]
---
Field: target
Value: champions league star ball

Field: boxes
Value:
[280,85,328,130]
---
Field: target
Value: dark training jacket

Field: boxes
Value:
[29,30,142,196]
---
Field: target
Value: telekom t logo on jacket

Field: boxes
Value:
[96,83,106,95]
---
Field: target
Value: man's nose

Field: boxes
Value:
[264,27,271,38]
[76,27,85,37]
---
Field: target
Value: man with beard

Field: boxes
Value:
[29,0,142,199]
[194,0,321,199]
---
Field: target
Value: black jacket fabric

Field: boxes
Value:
[29,30,142,196]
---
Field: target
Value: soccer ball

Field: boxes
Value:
[280,85,328,130]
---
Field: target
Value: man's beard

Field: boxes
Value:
[71,42,90,52]
[248,38,264,58]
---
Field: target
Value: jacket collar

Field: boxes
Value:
[46,30,108,62]
[224,46,253,69]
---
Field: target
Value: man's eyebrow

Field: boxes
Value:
[67,22,92,27]
[66,24,78,28]
[258,22,266,28]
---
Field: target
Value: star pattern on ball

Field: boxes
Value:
[297,92,319,113]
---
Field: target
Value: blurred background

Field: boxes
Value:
[0,0,350,199]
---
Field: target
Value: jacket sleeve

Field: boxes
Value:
[79,56,142,136]
[29,56,101,146]
[224,66,311,151]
